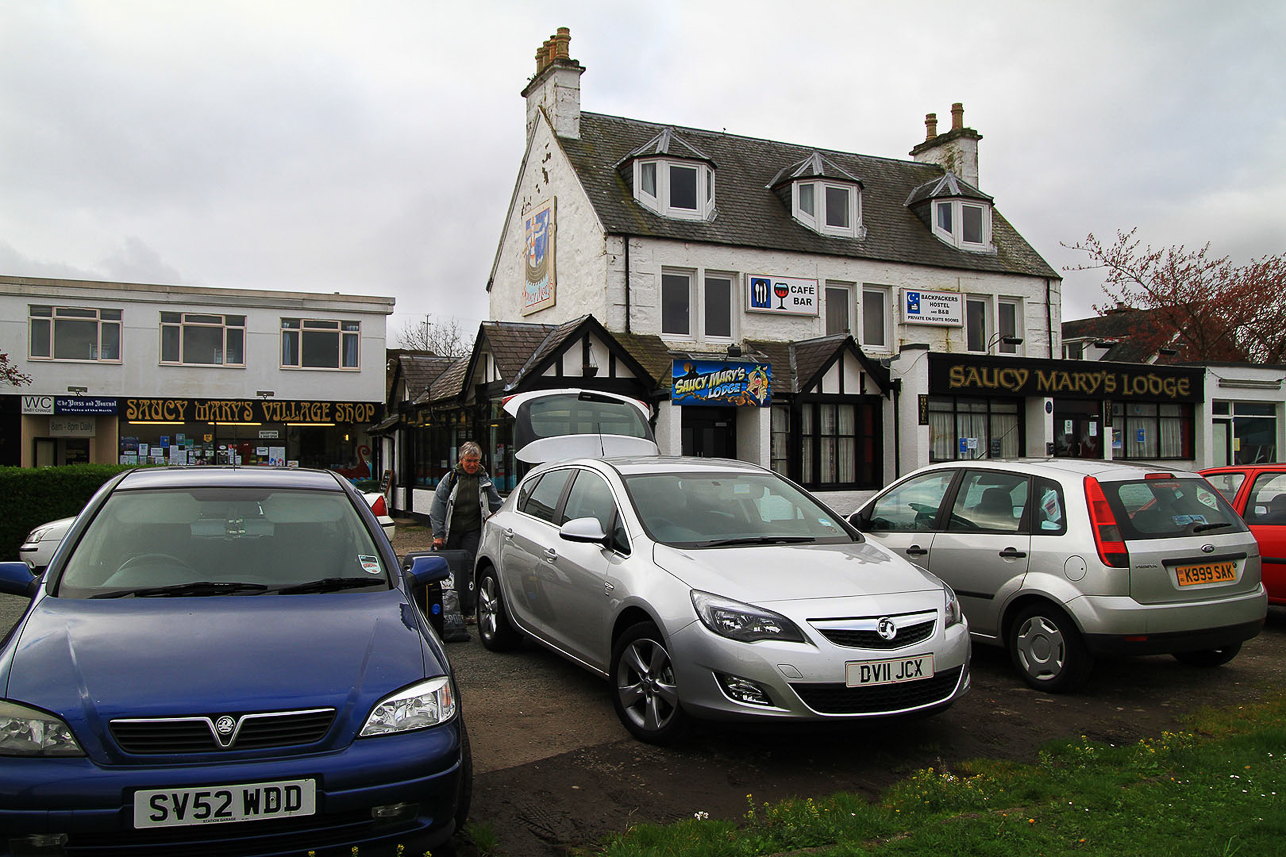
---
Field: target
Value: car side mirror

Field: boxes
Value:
[401,552,450,587]
[560,516,609,546]
[0,561,39,599]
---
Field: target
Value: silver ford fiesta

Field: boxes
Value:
[475,446,970,744]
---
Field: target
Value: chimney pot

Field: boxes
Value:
[925,112,938,140]
[951,102,964,131]
[555,27,571,59]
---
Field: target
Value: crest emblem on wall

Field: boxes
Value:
[523,198,556,315]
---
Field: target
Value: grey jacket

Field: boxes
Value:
[429,466,503,541]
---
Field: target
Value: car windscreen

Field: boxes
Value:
[513,391,652,449]
[623,471,856,547]
[54,487,391,599]
[1101,477,1248,540]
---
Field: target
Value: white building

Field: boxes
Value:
[1,275,393,476]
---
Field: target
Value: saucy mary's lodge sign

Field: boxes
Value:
[929,355,1202,403]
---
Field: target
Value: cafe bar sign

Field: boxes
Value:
[672,360,772,407]
[123,398,380,424]
[929,355,1202,403]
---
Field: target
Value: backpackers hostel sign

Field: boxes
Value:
[929,355,1202,403]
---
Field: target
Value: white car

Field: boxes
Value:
[18,516,74,573]
[473,390,971,743]
[362,491,396,540]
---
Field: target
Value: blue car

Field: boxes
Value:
[0,467,470,856]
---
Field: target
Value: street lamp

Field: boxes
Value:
[66,385,87,395]
[256,390,275,399]
[986,334,1023,353]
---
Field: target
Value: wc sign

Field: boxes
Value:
[21,395,55,415]
[746,274,818,317]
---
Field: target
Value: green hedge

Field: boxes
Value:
[0,465,143,563]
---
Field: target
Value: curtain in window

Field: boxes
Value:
[801,406,814,481]
[344,333,359,368]
[930,411,955,461]
[770,406,790,475]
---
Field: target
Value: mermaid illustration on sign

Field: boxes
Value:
[524,199,556,313]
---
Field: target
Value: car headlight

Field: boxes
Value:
[691,590,807,644]
[359,677,457,737]
[0,701,85,757]
[24,526,52,543]
[943,583,963,628]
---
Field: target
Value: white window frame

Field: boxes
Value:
[792,180,860,238]
[997,298,1023,354]
[861,285,892,351]
[932,199,993,251]
[965,297,990,353]
[660,269,695,339]
[28,305,122,363]
[633,159,715,221]
[703,271,736,341]
[160,312,246,367]
[281,318,361,370]
[825,282,853,336]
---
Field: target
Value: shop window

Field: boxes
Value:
[770,406,790,476]
[825,284,852,336]
[160,312,245,366]
[792,180,860,238]
[281,318,360,369]
[798,400,879,488]
[1213,401,1276,465]
[1111,402,1193,460]
[661,271,693,337]
[29,306,122,362]
[929,397,1022,462]
[862,286,890,349]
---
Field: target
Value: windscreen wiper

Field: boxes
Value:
[696,535,818,547]
[275,577,386,595]
[92,581,269,598]
[1192,521,1233,533]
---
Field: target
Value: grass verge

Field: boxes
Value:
[592,694,1286,857]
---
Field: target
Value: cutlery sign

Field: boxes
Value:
[746,275,818,316]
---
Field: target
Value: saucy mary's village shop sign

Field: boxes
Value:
[928,355,1203,403]
[123,398,379,424]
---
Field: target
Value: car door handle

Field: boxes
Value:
[543,547,557,562]
[503,528,514,540]
[604,581,614,596]
[999,547,1027,559]
[905,545,929,557]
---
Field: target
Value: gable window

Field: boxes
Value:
[704,273,733,339]
[160,312,245,366]
[862,286,890,350]
[634,159,714,220]
[933,199,992,251]
[825,284,852,336]
[793,180,859,238]
[661,271,693,337]
[29,306,121,362]
[281,318,360,369]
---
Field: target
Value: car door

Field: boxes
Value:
[852,469,957,570]
[928,469,1032,639]
[542,468,623,669]
[497,468,575,631]
[1241,469,1286,602]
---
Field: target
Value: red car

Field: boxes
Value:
[1200,465,1286,605]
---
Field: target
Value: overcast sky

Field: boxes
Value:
[3,1,1283,344]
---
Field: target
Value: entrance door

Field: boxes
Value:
[682,407,737,458]
[35,438,55,467]
[1053,402,1103,459]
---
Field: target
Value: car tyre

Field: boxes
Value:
[1007,604,1091,693]
[610,621,690,745]
[476,567,520,651]
[1173,643,1242,667]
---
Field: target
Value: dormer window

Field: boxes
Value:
[793,180,860,238]
[932,199,992,250]
[634,158,714,220]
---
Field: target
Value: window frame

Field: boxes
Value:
[703,271,735,341]
[825,283,853,337]
[660,270,695,338]
[633,158,715,220]
[1111,402,1194,461]
[159,312,246,368]
[997,298,1022,354]
[792,180,860,238]
[861,285,891,351]
[28,305,123,363]
[932,199,994,251]
[965,298,990,353]
[280,318,362,371]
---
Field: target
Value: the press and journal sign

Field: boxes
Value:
[928,355,1202,403]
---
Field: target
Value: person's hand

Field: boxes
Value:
[432,536,444,549]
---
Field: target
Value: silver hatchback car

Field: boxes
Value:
[476,454,971,744]
[850,460,1267,692]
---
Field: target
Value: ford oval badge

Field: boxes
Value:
[1201,544,1215,553]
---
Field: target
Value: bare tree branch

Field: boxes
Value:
[394,315,474,358]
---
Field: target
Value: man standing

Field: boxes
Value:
[430,441,503,617]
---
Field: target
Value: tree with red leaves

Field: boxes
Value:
[1,348,32,388]
[1065,229,1286,363]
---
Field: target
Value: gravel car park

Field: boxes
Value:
[850,459,1267,691]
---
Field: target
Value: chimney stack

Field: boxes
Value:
[909,102,983,188]
[522,27,585,141]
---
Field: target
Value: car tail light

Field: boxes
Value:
[1084,477,1128,568]
[1144,473,1175,480]
[370,495,388,516]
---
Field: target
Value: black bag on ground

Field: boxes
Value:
[434,548,473,643]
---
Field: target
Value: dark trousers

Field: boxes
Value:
[445,527,481,614]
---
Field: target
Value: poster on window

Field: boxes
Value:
[672,360,772,407]
[523,198,556,316]
[746,275,818,316]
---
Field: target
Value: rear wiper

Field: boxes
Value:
[92,581,269,599]
[1192,522,1232,533]
[697,536,818,547]
[275,577,386,595]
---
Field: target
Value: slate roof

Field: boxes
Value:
[560,112,1058,279]
[416,356,471,406]
[905,171,993,206]
[1062,308,1165,362]
[479,320,564,386]
[397,353,456,402]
